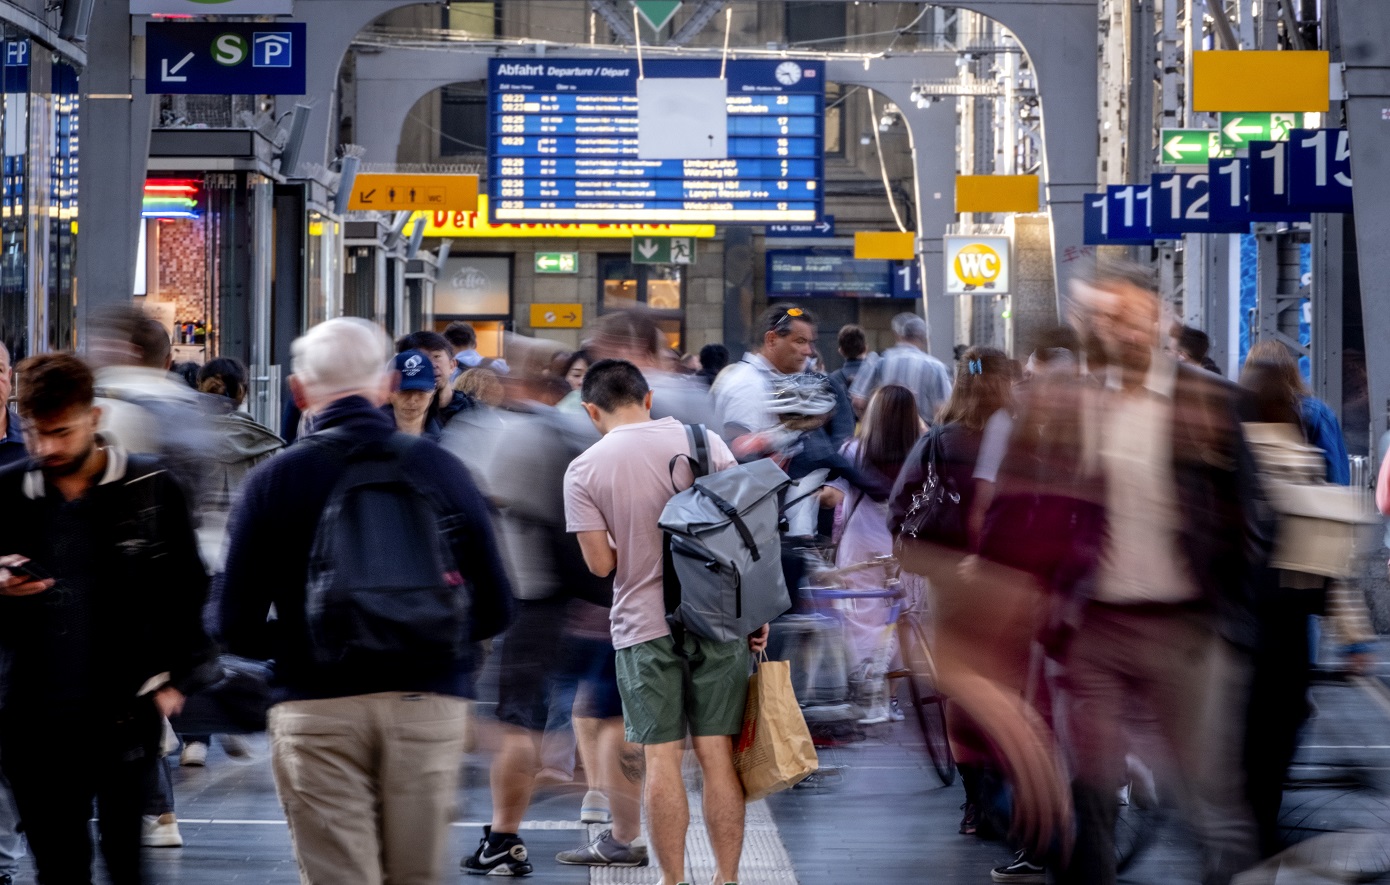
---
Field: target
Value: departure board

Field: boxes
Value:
[488,58,824,224]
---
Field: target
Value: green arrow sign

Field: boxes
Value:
[535,252,578,274]
[1219,112,1301,148]
[633,1,681,31]
[1159,129,1223,164]
[631,236,697,265]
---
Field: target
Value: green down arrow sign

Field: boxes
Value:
[633,1,681,31]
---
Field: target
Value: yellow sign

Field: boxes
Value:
[944,235,1011,294]
[349,174,479,212]
[530,303,584,329]
[1192,51,1330,112]
[854,231,915,260]
[414,195,715,239]
[955,175,1040,213]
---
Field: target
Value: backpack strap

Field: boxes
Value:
[696,483,761,561]
[668,423,712,491]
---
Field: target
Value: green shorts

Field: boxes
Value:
[614,632,750,745]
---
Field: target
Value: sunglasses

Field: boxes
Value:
[770,307,807,334]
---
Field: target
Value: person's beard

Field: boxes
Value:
[41,441,96,479]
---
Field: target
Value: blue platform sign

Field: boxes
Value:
[2,40,28,93]
[1249,141,1294,214]
[1208,157,1310,224]
[146,23,306,95]
[1104,184,1156,242]
[1151,172,1250,235]
[488,58,824,224]
[766,250,917,299]
[767,216,834,237]
[1285,128,1353,213]
[1084,192,1149,245]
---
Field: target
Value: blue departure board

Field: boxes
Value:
[488,58,825,224]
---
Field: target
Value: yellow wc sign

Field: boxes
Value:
[944,236,1011,294]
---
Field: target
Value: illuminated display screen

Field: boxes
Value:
[488,58,825,224]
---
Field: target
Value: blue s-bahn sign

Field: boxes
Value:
[146,23,306,95]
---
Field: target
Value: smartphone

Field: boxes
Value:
[4,560,53,582]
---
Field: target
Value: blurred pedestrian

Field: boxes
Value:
[712,304,816,449]
[445,321,509,377]
[1169,323,1223,376]
[850,312,952,425]
[455,367,503,408]
[218,318,513,885]
[829,324,874,392]
[589,308,713,426]
[0,352,214,885]
[0,342,24,470]
[1243,339,1348,484]
[695,343,729,388]
[0,340,26,884]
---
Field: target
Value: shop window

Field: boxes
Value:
[598,254,685,352]
[824,83,845,157]
[434,253,511,360]
[786,2,846,49]
[446,2,498,35]
[439,83,488,158]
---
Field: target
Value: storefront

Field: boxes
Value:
[0,34,79,361]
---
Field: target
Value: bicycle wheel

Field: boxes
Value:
[897,612,956,786]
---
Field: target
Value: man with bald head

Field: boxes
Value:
[982,260,1268,885]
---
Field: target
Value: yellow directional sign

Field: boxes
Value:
[349,174,479,212]
[1192,51,1329,113]
[955,175,1040,213]
[854,231,915,260]
[530,303,583,329]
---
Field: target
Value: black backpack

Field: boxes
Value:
[304,430,470,667]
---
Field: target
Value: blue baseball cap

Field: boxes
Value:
[393,349,437,392]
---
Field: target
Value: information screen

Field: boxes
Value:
[488,58,824,224]
[766,250,919,299]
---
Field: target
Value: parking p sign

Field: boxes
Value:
[146,23,306,95]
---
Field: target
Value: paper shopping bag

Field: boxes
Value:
[733,655,818,801]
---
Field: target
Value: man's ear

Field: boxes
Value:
[583,401,603,426]
[288,375,309,410]
[643,390,653,411]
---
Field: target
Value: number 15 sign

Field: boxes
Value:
[1285,128,1353,212]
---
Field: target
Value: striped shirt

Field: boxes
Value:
[849,344,953,424]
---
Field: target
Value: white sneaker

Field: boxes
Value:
[579,790,612,824]
[142,813,183,848]
[179,741,208,767]
[219,734,251,758]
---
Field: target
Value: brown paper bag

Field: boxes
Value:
[733,654,818,801]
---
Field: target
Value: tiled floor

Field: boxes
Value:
[9,656,1390,884]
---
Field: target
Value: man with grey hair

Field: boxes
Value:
[217,317,514,885]
[850,311,953,424]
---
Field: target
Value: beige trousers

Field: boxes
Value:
[268,692,471,885]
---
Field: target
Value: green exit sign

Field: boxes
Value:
[535,252,578,274]
[1159,129,1226,165]
[1218,112,1314,148]
[631,236,696,265]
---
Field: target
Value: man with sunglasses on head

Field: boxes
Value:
[711,304,817,457]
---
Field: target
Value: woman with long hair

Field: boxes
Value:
[830,384,923,679]
[1243,339,1349,484]
[889,346,1024,839]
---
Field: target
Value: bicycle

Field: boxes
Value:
[805,554,957,787]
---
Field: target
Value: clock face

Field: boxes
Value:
[775,61,803,86]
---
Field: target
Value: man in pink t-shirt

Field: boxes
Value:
[564,359,769,885]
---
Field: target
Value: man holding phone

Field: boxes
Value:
[0,352,214,885]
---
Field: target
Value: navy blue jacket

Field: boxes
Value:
[216,395,513,701]
[0,407,25,470]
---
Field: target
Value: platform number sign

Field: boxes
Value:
[1085,192,1152,245]
[1285,128,1353,212]
[1105,184,1155,242]
[1151,172,1250,234]
[1208,157,1310,224]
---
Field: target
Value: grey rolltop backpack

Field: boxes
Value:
[659,424,793,643]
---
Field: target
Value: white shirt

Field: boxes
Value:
[1093,354,1201,605]
[710,353,785,442]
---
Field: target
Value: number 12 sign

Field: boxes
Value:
[1150,172,1251,235]
[1286,128,1353,213]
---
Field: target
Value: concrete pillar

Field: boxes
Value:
[74,6,152,346]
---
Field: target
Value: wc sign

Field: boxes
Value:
[943,235,1011,295]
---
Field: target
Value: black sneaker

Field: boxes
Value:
[991,850,1046,883]
[462,826,533,877]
